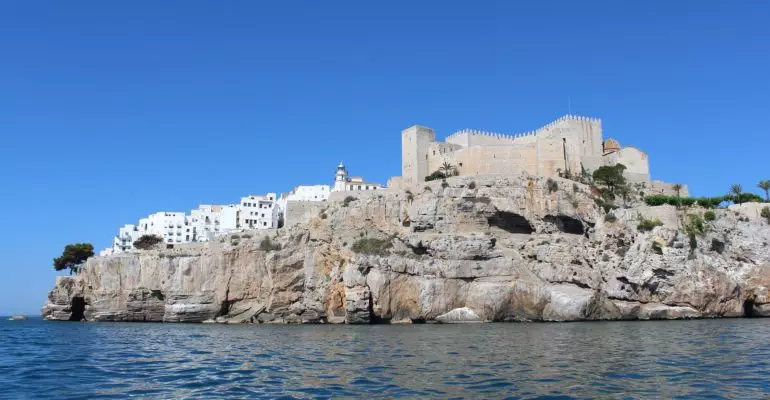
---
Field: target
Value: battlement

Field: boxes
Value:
[402,114,610,186]
[444,114,600,144]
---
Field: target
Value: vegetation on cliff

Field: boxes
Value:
[53,243,94,275]
[133,235,164,250]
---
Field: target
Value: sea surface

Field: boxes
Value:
[1,318,769,399]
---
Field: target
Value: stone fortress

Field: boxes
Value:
[395,114,686,196]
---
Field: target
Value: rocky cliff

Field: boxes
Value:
[42,175,770,323]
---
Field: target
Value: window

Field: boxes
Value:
[263,222,267,226]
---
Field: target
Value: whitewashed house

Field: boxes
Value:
[139,212,192,244]
[111,224,143,253]
[239,193,279,229]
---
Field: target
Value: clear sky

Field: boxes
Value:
[1,1,768,315]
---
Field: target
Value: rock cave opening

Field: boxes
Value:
[487,211,534,234]
[544,215,585,235]
[219,300,233,317]
[69,297,85,321]
[743,299,758,318]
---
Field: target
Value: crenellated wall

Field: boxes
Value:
[404,115,609,183]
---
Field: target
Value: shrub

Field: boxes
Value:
[637,216,663,232]
[441,180,449,189]
[425,170,446,182]
[546,178,558,193]
[644,195,699,207]
[684,214,706,237]
[405,190,414,202]
[424,186,432,192]
[351,237,392,255]
[259,236,282,251]
[696,196,725,209]
[704,211,716,221]
[342,196,357,207]
[644,195,670,206]
[594,198,617,214]
[762,207,770,223]
[241,233,252,239]
[736,192,764,204]
[468,181,476,190]
[320,212,327,219]
[604,213,617,223]
[133,235,163,250]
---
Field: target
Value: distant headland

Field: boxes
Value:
[43,116,770,323]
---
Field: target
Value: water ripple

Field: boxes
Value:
[1,319,770,398]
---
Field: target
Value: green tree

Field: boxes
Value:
[53,243,94,275]
[758,180,770,202]
[592,164,627,193]
[133,234,163,250]
[440,162,456,177]
[730,184,743,204]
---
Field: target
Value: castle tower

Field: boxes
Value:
[401,125,435,186]
[333,161,348,191]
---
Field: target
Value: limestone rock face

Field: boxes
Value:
[42,176,770,323]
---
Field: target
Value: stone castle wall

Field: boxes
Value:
[402,115,622,185]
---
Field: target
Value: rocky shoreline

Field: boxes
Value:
[42,175,770,323]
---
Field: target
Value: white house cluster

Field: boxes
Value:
[99,162,381,256]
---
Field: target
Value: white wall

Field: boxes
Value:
[239,193,279,230]
[286,185,331,202]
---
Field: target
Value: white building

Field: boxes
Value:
[189,205,221,242]
[239,193,280,229]
[189,204,243,241]
[100,164,381,256]
[219,204,240,232]
[139,212,192,245]
[332,162,382,192]
[112,224,143,253]
[286,185,331,202]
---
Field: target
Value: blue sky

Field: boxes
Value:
[1,1,768,315]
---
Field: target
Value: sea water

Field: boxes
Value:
[1,318,769,399]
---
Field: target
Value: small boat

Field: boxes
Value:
[8,316,28,321]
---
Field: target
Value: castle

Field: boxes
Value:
[396,114,684,195]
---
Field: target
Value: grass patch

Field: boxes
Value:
[637,215,663,232]
[351,237,392,256]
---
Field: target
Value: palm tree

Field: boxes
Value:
[440,162,455,177]
[758,180,770,202]
[730,184,743,204]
